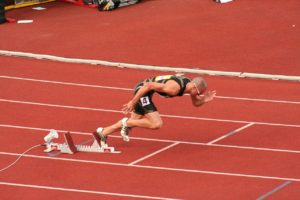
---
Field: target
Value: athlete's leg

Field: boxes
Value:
[99,112,142,137]
[119,112,143,141]
[97,111,161,136]
[119,111,163,142]
[126,111,163,130]
[96,112,161,146]
[120,111,162,142]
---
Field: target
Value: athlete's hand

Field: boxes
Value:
[203,90,216,103]
[122,101,134,114]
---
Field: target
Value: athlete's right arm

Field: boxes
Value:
[122,82,163,114]
[122,81,179,114]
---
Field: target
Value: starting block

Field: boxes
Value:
[43,130,120,154]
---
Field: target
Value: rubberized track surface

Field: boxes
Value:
[2,0,300,75]
[0,56,300,199]
[1,0,300,199]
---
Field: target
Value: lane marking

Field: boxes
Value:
[207,123,254,145]
[1,75,300,104]
[1,123,300,154]
[256,181,292,200]
[0,75,132,91]
[0,98,121,113]
[0,181,180,200]
[0,98,300,128]
[1,151,300,182]
[129,142,180,165]
[216,95,300,105]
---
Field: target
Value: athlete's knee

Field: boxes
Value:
[149,121,163,130]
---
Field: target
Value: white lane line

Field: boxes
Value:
[215,95,300,105]
[1,98,300,128]
[129,142,180,165]
[1,152,300,182]
[0,98,121,113]
[256,181,293,200]
[207,123,254,145]
[0,181,180,200]
[1,123,300,154]
[160,114,300,128]
[1,75,300,105]
[0,75,132,91]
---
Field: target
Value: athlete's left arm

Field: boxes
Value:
[191,90,216,107]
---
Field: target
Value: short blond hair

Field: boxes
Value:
[191,77,207,93]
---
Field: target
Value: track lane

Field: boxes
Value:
[137,143,300,180]
[0,153,288,200]
[0,126,171,165]
[0,77,299,125]
[0,102,244,144]
[216,124,300,151]
[1,124,299,182]
[1,99,300,147]
[0,184,141,200]
[1,56,300,102]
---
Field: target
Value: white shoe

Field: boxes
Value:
[96,127,108,148]
[120,118,130,142]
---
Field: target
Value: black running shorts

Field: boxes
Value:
[133,81,157,115]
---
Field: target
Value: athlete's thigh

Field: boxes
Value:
[130,112,143,120]
[144,111,162,125]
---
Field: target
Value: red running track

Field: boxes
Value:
[1,0,300,75]
[0,57,300,199]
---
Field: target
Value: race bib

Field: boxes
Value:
[140,97,150,106]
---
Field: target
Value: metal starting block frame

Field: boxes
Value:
[44,132,120,154]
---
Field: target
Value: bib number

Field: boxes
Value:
[140,97,150,107]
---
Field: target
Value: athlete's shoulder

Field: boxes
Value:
[171,75,191,84]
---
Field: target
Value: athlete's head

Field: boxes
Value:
[191,77,207,96]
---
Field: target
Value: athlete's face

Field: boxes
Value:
[193,83,206,96]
